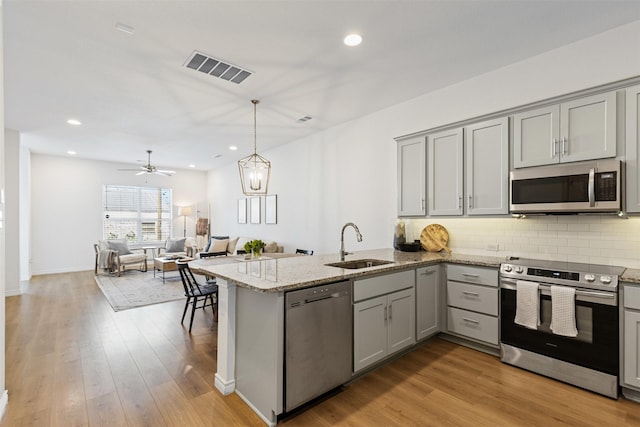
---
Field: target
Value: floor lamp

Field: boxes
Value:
[178,206,193,237]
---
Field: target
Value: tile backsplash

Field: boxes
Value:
[403,215,640,268]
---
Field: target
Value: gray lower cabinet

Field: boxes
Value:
[353,270,415,372]
[445,264,499,347]
[623,283,640,390]
[416,266,439,341]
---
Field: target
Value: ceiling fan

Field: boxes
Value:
[118,150,176,176]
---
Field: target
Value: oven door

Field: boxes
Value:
[500,281,618,376]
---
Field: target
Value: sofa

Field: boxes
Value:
[198,236,284,258]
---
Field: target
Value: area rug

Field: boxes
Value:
[94,270,185,311]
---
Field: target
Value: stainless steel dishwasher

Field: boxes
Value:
[284,280,352,412]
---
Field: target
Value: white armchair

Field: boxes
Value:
[94,239,148,276]
[157,237,196,258]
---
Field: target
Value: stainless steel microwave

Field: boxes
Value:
[510,159,622,214]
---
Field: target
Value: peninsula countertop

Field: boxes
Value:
[192,248,504,293]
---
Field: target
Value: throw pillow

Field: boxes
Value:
[166,237,186,253]
[107,239,132,255]
[227,236,239,254]
[263,241,278,253]
[209,238,229,253]
[205,235,229,252]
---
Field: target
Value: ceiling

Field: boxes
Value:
[5,1,640,172]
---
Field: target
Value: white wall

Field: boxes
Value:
[0,0,8,416]
[30,153,208,275]
[19,144,29,283]
[3,130,20,296]
[208,21,640,263]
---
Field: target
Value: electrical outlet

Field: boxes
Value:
[486,244,499,251]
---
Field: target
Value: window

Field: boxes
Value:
[103,185,172,244]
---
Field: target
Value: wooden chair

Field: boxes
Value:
[296,249,314,255]
[177,261,217,333]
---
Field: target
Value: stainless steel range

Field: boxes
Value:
[499,258,624,398]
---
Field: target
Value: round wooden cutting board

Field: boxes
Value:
[420,224,452,253]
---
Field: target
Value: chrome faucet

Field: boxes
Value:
[340,222,363,261]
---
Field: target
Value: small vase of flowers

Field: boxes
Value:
[244,239,265,259]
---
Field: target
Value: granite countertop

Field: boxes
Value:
[195,248,504,293]
[621,268,640,284]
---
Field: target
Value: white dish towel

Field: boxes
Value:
[515,280,540,330]
[550,285,578,337]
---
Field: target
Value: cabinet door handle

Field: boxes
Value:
[462,291,480,297]
[458,196,462,210]
[468,195,473,209]
[551,138,557,158]
[384,306,388,322]
[462,317,480,325]
[561,137,567,155]
[420,270,435,276]
[422,198,425,211]
[462,273,480,278]
[388,304,393,320]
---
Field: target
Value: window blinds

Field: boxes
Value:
[103,185,172,243]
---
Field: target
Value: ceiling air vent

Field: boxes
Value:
[184,51,252,84]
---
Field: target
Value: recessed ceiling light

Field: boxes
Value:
[67,150,77,155]
[188,164,196,168]
[229,146,238,151]
[67,119,82,126]
[343,33,362,47]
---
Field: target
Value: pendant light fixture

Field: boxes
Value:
[238,99,271,196]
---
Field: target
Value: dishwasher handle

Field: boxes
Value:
[305,291,347,304]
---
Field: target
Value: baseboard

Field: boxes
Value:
[0,390,8,422]
[214,373,235,396]
[622,386,640,403]
[236,389,276,427]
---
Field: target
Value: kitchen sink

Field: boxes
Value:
[325,259,394,269]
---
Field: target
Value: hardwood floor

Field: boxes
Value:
[4,271,640,426]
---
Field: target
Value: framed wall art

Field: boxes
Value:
[265,194,277,224]
[250,197,261,224]
[238,198,247,224]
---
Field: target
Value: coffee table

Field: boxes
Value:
[154,256,193,283]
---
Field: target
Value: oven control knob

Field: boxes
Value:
[503,265,512,273]
[584,274,596,282]
[600,275,612,284]
[515,267,524,274]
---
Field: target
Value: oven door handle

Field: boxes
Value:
[500,279,617,306]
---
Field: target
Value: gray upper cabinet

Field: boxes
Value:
[428,128,463,216]
[465,117,509,215]
[397,136,426,216]
[513,92,617,168]
[513,105,560,168]
[625,84,640,213]
[427,118,508,217]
